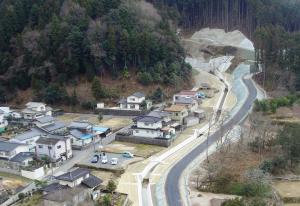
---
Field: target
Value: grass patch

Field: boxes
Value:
[0,172,30,183]
[16,193,42,206]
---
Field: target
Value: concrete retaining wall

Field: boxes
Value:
[115,135,172,147]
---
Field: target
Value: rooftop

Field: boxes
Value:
[131,92,145,98]
[25,102,45,108]
[41,182,70,193]
[70,129,93,140]
[35,116,56,124]
[10,152,34,163]
[176,90,198,96]
[13,128,45,141]
[174,96,194,104]
[36,137,62,145]
[148,110,170,119]
[81,174,102,188]
[0,141,26,152]
[164,105,187,112]
[42,185,87,203]
[41,121,66,132]
[56,168,90,182]
[133,115,162,124]
[68,121,92,130]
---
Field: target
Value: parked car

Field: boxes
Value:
[122,151,134,158]
[101,155,108,164]
[110,158,118,165]
[91,155,99,163]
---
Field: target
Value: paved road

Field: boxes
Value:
[165,78,257,206]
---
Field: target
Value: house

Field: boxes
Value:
[22,102,52,120]
[41,168,103,206]
[35,135,72,162]
[173,96,199,113]
[34,116,66,134]
[173,90,198,102]
[68,121,110,148]
[10,127,45,152]
[132,115,175,139]
[0,110,8,133]
[0,141,29,160]
[194,109,206,119]
[119,92,152,110]
[148,110,172,124]
[0,107,10,117]
[10,110,22,119]
[10,152,34,166]
[68,121,95,148]
[164,105,189,124]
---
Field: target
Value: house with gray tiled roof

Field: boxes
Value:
[0,141,29,160]
[131,112,175,139]
[10,127,46,152]
[118,92,152,110]
[41,168,103,205]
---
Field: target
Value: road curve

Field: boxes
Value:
[165,77,258,206]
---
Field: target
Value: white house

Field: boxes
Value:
[132,115,175,139]
[0,141,29,160]
[0,107,10,117]
[173,90,199,101]
[0,109,8,133]
[22,102,52,120]
[119,92,152,110]
[10,127,45,152]
[35,135,72,162]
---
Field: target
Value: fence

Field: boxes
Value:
[115,135,173,147]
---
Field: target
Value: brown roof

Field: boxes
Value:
[164,105,186,112]
[176,90,197,96]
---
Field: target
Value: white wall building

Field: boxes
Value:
[36,136,72,162]
[22,102,52,120]
[0,141,29,160]
[132,115,175,139]
[119,92,152,110]
[10,128,45,152]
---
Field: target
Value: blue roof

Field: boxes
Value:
[93,127,109,132]
[70,129,93,140]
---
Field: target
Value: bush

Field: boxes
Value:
[106,180,116,194]
[222,198,245,206]
[18,193,25,200]
[230,182,270,197]
[137,72,153,85]
[81,101,96,110]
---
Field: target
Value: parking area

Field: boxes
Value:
[77,152,142,171]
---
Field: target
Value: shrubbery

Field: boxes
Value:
[254,94,299,113]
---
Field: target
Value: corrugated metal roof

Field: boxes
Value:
[13,128,45,141]
[35,116,55,124]
[131,92,145,98]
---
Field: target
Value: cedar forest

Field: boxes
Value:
[0,0,300,105]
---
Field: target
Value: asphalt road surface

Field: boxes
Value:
[165,78,257,206]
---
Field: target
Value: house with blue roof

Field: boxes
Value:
[68,121,111,149]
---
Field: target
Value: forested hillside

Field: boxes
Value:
[150,0,300,91]
[0,0,191,104]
